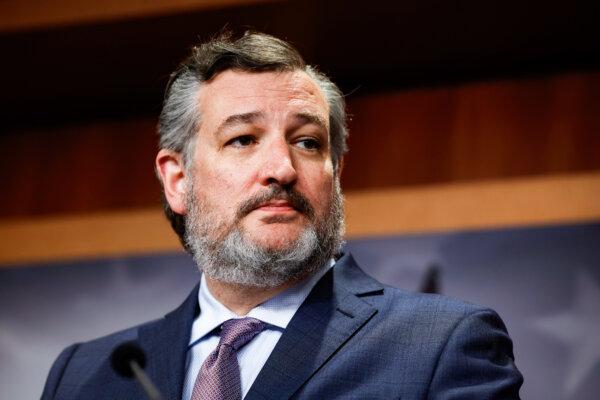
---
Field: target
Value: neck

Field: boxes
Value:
[205,277,298,316]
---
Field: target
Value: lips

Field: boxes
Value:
[255,199,296,212]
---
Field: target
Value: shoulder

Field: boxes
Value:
[47,282,199,369]
[335,252,513,354]
[51,318,159,369]
[379,287,523,397]
[362,282,501,349]
[40,320,156,400]
[42,285,199,399]
[335,253,522,397]
[380,283,492,323]
[334,251,490,327]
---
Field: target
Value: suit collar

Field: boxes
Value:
[246,252,383,400]
[131,252,382,400]
[138,284,200,400]
[333,252,384,296]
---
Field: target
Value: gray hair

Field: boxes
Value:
[157,31,348,249]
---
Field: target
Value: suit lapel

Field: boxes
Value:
[138,285,199,400]
[246,253,383,400]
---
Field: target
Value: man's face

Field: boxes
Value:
[188,69,336,254]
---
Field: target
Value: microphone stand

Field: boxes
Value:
[128,360,163,400]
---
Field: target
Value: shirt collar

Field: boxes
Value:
[189,259,334,346]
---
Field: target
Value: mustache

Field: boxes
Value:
[236,185,315,220]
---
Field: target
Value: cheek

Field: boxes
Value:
[196,164,255,216]
[301,170,335,211]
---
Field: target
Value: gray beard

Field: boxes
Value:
[183,180,345,288]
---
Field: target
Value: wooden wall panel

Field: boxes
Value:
[341,72,600,190]
[1,72,599,218]
[0,0,273,32]
[1,119,161,217]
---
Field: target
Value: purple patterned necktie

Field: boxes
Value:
[191,317,266,400]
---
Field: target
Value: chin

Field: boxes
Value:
[250,225,305,250]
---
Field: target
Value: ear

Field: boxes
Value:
[156,149,188,215]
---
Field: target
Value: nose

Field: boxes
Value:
[258,138,297,186]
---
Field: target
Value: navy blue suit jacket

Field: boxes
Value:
[42,253,522,399]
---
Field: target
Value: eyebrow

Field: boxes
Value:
[294,112,328,131]
[215,110,328,136]
[215,111,264,136]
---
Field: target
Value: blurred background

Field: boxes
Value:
[1,1,599,399]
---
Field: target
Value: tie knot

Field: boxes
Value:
[219,317,266,351]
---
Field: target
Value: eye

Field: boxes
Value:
[296,137,321,151]
[226,135,256,148]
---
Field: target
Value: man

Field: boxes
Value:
[42,31,522,399]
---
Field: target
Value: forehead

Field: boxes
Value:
[197,69,329,125]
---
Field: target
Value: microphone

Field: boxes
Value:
[110,342,163,400]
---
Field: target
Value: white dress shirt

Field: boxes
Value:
[181,260,334,400]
